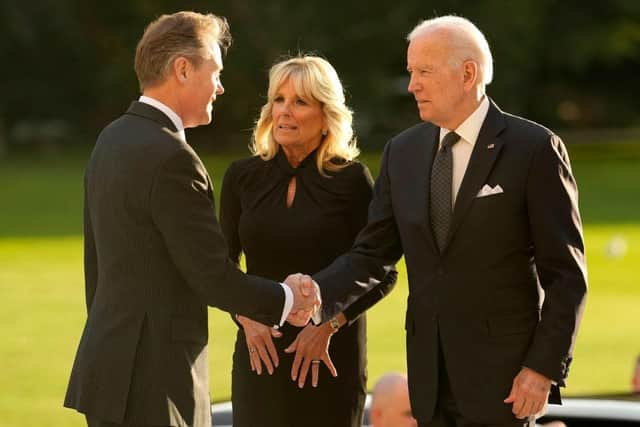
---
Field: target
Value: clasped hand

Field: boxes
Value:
[283,273,321,327]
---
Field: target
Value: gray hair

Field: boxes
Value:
[407,15,493,87]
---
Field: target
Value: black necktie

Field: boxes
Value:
[430,131,461,252]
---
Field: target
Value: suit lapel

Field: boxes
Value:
[448,100,506,245]
[418,125,440,255]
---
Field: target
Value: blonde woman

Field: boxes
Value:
[220,55,396,427]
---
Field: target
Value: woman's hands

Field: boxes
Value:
[237,315,282,375]
[238,312,345,387]
[285,321,340,388]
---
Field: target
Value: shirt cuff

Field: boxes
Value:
[277,282,293,328]
[311,281,322,325]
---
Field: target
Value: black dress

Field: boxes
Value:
[220,149,397,427]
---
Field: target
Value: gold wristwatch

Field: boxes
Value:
[329,316,340,333]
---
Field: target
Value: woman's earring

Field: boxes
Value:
[322,129,328,136]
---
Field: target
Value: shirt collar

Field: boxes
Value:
[439,95,490,147]
[138,95,186,141]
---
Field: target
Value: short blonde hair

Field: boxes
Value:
[134,11,231,91]
[408,15,493,87]
[251,55,359,174]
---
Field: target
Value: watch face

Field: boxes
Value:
[330,317,340,331]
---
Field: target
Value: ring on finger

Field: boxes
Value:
[249,347,256,354]
[311,360,321,365]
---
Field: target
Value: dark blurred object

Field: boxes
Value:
[1,0,639,153]
[9,119,72,154]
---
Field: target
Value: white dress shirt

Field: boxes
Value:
[138,96,295,326]
[438,96,490,207]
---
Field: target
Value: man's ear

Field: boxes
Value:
[173,57,190,83]
[462,60,478,90]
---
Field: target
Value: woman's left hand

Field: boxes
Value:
[284,322,337,388]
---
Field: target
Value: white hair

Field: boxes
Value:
[407,15,493,87]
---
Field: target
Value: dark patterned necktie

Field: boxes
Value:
[430,131,461,252]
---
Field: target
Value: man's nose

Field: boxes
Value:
[407,74,418,93]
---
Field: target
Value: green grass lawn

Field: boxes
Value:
[0,142,639,426]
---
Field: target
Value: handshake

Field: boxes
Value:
[283,273,321,326]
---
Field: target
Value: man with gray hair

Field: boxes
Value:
[314,15,586,427]
[63,11,319,427]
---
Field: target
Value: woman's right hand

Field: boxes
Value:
[236,315,282,375]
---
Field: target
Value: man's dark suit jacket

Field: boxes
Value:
[64,102,285,427]
[315,100,587,424]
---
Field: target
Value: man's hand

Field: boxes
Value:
[283,273,321,327]
[284,322,337,388]
[236,315,282,375]
[504,367,552,419]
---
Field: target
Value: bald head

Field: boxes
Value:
[371,373,417,427]
[372,373,408,407]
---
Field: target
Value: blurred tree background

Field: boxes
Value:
[1,0,639,155]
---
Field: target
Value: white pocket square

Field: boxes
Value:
[476,184,504,198]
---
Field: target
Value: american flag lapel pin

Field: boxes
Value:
[487,143,495,149]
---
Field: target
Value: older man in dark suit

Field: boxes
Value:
[64,11,319,427]
[314,15,587,427]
